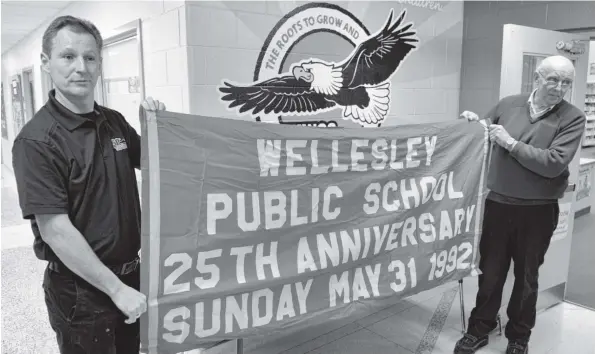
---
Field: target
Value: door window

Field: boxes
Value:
[98,35,142,134]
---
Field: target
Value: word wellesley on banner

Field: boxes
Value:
[139,108,490,353]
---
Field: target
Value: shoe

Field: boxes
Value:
[506,340,528,354]
[453,333,489,354]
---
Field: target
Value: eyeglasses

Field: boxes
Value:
[538,72,573,88]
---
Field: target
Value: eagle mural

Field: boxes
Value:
[219,9,419,127]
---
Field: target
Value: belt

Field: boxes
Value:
[48,257,140,276]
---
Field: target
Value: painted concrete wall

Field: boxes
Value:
[459,1,595,118]
[1,0,189,170]
[185,1,464,128]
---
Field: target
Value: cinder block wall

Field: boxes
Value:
[459,1,595,118]
[183,1,465,127]
[1,0,190,170]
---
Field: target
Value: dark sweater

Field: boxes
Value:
[485,93,586,202]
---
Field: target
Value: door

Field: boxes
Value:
[98,35,143,134]
[10,74,26,137]
[40,66,54,106]
[1,83,7,165]
[22,69,36,122]
[499,24,590,311]
[97,29,145,199]
[1,83,8,141]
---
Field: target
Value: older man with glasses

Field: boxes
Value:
[454,55,586,354]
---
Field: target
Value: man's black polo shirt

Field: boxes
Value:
[12,90,142,265]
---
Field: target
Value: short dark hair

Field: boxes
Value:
[42,15,103,57]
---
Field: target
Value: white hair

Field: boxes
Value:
[537,55,575,77]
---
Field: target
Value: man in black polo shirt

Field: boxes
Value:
[12,15,165,353]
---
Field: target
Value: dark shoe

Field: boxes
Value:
[454,333,489,354]
[506,340,528,354]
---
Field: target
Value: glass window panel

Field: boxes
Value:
[102,37,138,79]
[99,35,142,134]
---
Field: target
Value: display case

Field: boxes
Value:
[583,82,595,147]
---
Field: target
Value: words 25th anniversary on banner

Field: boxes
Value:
[139,111,489,353]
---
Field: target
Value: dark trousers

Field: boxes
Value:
[42,264,140,354]
[467,199,559,342]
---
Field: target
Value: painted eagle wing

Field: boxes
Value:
[219,76,336,115]
[339,9,419,88]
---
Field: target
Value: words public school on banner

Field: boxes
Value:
[139,111,490,354]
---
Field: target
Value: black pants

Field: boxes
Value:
[42,264,140,354]
[467,199,559,343]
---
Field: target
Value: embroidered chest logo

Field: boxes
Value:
[111,138,128,151]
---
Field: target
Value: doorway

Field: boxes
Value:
[21,68,36,122]
[40,66,54,105]
[10,75,25,137]
[94,19,145,200]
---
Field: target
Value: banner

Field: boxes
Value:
[139,111,490,354]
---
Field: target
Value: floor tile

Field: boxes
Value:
[397,285,469,333]
[243,289,449,354]
[405,281,462,306]
[535,303,595,354]
[355,298,417,327]
[308,328,413,354]
[546,338,595,354]
[243,318,361,354]
[366,298,461,353]
[281,322,363,354]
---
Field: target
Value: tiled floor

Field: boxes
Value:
[233,295,595,354]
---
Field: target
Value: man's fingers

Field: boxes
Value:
[146,97,156,110]
[461,111,479,121]
[141,97,158,111]
[141,97,166,111]
[124,309,143,324]
[124,311,137,324]
[121,295,147,324]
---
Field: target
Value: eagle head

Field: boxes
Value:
[292,61,343,96]
[292,66,314,83]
